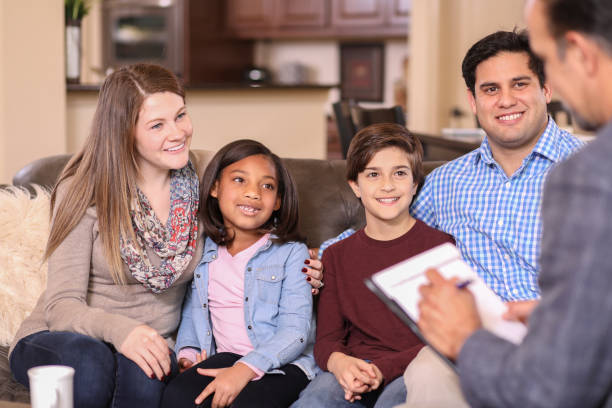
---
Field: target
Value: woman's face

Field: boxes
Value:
[133,91,193,179]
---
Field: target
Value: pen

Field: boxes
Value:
[456,279,472,289]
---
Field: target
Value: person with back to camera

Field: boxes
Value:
[161,139,317,408]
[291,123,455,408]
[9,64,202,407]
[415,0,612,406]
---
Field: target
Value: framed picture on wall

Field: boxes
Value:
[340,43,384,102]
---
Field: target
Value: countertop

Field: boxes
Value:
[67,82,338,92]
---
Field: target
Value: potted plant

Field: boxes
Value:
[65,0,92,84]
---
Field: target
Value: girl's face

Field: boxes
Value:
[211,154,281,239]
[133,92,192,179]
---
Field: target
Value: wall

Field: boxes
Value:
[408,0,526,134]
[255,39,409,113]
[67,88,331,159]
[0,0,65,184]
[81,0,104,84]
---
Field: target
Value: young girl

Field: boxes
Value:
[10,64,202,407]
[162,140,317,408]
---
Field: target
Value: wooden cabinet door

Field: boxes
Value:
[277,0,327,28]
[331,0,386,27]
[226,0,275,30]
[388,0,410,26]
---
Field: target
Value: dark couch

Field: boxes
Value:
[0,150,444,403]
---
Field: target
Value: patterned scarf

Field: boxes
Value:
[120,161,199,293]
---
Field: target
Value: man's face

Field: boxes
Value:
[468,51,551,153]
[525,0,599,130]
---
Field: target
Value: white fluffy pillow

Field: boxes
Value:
[0,186,49,346]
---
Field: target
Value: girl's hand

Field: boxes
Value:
[178,350,207,373]
[195,363,256,407]
[178,358,193,373]
[119,325,171,380]
[305,248,324,295]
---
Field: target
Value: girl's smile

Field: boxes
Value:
[211,154,281,248]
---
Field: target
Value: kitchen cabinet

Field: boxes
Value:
[225,0,275,30]
[182,0,254,84]
[225,0,409,39]
[331,0,386,27]
[277,0,328,28]
[102,0,254,85]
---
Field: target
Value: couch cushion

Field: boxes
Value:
[284,158,364,248]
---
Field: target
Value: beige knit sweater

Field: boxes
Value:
[9,189,203,358]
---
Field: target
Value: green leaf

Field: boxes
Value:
[65,0,92,22]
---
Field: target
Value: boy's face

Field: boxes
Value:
[349,146,418,229]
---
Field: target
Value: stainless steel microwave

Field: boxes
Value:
[102,0,184,76]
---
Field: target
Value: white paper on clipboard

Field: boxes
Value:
[369,243,527,345]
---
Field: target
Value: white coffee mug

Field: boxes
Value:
[27,365,75,408]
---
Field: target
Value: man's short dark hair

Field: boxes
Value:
[462,30,546,95]
[541,0,612,55]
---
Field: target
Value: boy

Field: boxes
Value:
[292,123,454,407]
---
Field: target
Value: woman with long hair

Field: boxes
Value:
[9,64,202,408]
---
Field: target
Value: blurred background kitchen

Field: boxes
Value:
[0,0,529,184]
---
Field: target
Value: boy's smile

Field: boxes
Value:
[349,146,418,240]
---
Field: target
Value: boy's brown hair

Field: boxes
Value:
[346,123,424,187]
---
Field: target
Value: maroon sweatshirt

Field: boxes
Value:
[315,220,455,382]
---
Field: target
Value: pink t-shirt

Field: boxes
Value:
[178,234,270,379]
[208,234,269,356]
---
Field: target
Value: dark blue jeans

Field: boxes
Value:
[10,331,178,408]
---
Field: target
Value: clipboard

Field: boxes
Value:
[365,243,527,370]
[364,277,458,369]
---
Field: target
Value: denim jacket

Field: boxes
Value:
[175,236,319,379]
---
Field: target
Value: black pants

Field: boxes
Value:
[161,352,309,408]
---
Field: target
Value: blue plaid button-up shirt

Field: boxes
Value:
[319,118,582,301]
[411,118,582,301]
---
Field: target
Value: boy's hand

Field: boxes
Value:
[343,388,363,403]
[178,350,206,373]
[343,362,383,399]
[327,352,379,397]
[368,363,383,390]
[195,363,256,407]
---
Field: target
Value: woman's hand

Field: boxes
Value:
[195,363,256,407]
[178,350,207,373]
[119,325,171,380]
[305,248,324,295]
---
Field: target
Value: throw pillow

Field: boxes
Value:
[0,186,49,346]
